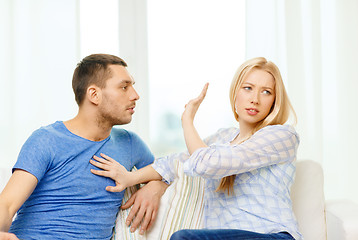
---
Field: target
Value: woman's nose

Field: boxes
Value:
[250,92,259,104]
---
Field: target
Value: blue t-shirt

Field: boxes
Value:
[9,121,154,240]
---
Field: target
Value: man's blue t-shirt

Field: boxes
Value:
[9,121,154,239]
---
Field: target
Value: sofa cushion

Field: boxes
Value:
[113,158,205,240]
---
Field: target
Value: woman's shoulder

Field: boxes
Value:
[255,124,299,140]
[216,127,238,134]
[262,124,296,132]
[204,127,238,144]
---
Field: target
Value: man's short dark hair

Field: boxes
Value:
[72,54,127,105]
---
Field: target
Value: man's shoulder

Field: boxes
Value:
[29,121,63,138]
[110,127,130,138]
[110,128,150,153]
[110,127,142,141]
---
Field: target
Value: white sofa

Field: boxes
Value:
[114,160,358,240]
[1,160,358,240]
[290,160,358,240]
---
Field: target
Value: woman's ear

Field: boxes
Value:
[87,85,101,105]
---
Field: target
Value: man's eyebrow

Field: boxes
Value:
[120,80,135,85]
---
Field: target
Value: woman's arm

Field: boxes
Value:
[90,153,162,192]
[181,83,209,154]
[183,125,299,179]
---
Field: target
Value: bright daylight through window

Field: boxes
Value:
[147,0,246,157]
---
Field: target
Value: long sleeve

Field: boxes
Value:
[183,125,299,179]
[151,127,236,183]
[152,151,190,183]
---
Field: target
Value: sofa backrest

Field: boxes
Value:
[291,160,327,240]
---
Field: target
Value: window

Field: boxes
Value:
[79,0,120,57]
[147,0,246,157]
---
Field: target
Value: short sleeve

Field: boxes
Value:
[13,128,53,182]
[129,131,155,169]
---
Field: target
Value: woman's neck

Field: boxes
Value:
[231,123,255,145]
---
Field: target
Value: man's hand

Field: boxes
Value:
[121,180,168,235]
[0,232,19,240]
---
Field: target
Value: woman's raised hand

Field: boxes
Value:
[90,153,133,192]
[181,83,209,123]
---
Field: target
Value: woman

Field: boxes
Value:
[90,57,302,240]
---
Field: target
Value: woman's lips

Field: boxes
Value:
[246,108,259,116]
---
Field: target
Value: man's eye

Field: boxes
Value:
[122,86,128,90]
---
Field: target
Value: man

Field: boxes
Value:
[0,54,167,239]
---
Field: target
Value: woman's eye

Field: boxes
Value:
[263,90,271,95]
[122,86,128,90]
[243,86,251,90]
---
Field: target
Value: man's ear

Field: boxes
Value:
[87,85,101,105]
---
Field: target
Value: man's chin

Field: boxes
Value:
[113,117,132,126]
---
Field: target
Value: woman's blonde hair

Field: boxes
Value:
[216,57,297,194]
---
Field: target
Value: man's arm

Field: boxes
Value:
[121,180,168,235]
[0,170,37,234]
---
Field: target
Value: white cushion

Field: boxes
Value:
[146,159,204,239]
[113,159,205,240]
[291,160,327,240]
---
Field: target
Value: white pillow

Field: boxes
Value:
[113,159,205,240]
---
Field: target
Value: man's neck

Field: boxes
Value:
[63,113,112,142]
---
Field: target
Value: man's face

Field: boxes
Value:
[97,65,139,126]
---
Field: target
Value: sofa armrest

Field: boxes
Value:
[326,199,358,240]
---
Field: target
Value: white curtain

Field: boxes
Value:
[246,0,358,203]
[2,0,357,204]
[0,0,79,169]
[0,0,149,170]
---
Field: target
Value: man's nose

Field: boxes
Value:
[130,87,140,101]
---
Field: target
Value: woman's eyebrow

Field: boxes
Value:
[243,82,274,90]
